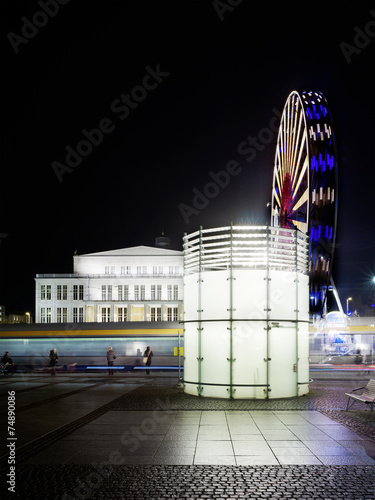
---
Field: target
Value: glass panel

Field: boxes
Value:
[232,320,268,399]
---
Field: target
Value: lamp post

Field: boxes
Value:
[346,297,352,316]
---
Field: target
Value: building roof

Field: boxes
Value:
[76,245,182,257]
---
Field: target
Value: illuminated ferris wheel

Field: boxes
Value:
[271,90,338,314]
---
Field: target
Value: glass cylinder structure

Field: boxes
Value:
[183,225,310,399]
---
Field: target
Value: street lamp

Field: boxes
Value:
[346,297,352,316]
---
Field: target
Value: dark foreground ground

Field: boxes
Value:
[0,373,374,499]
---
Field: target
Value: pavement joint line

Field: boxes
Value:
[0,374,92,396]
[0,384,142,471]
[1,379,375,472]
[8,381,109,413]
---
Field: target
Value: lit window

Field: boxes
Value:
[118,307,128,322]
[73,307,83,322]
[101,307,110,322]
[151,307,161,321]
[167,307,178,321]
[41,285,51,300]
[73,285,78,300]
[57,285,68,301]
[101,285,112,301]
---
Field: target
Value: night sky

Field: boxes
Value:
[1,0,374,316]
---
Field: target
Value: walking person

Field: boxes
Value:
[49,348,58,376]
[107,346,116,376]
[1,351,15,375]
[143,346,153,375]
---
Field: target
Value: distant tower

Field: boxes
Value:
[155,231,170,248]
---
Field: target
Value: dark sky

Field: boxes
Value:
[1,0,374,316]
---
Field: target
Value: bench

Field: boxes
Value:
[345,379,375,417]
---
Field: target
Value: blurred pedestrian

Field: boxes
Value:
[107,346,116,375]
[49,348,58,376]
[143,346,153,375]
[1,351,14,374]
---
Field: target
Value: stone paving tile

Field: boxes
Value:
[235,455,279,465]
[151,455,194,465]
[277,455,323,465]
[259,429,299,440]
[230,434,265,441]
[303,440,351,455]
[24,407,375,468]
[267,440,309,448]
[317,455,370,465]
[316,423,367,440]
[232,441,273,456]
[271,447,314,456]
[11,464,375,499]
[194,455,236,465]
[195,440,233,455]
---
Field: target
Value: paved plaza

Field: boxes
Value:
[0,373,374,499]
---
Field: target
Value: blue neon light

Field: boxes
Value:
[327,154,334,170]
[312,104,320,119]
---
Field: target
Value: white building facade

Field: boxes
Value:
[35,246,183,324]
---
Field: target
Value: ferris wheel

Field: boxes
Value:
[270,90,338,314]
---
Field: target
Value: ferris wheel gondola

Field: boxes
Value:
[271,91,338,315]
